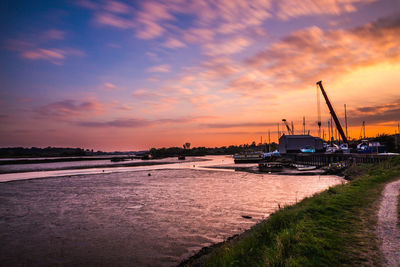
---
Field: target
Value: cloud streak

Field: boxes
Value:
[6,29,85,65]
[35,99,102,118]
[202,122,277,129]
[349,98,400,126]
[77,116,206,128]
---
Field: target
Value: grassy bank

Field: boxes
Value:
[183,156,400,266]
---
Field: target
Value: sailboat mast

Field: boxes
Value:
[344,104,348,141]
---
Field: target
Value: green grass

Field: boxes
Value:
[188,156,400,267]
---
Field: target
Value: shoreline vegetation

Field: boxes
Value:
[180,156,400,266]
[0,144,277,159]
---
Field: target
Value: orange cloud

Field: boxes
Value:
[276,0,375,20]
[245,14,400,92]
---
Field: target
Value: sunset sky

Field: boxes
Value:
[1,0,400,151]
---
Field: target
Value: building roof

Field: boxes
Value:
[280,134,314,138]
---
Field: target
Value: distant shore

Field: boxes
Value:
[0,157,209,174]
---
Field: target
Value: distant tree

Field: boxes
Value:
[373,134,395,152]
[183,142,191,150]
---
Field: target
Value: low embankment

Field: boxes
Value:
[181,156,400,266]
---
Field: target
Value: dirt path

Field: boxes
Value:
[377,179,400,266]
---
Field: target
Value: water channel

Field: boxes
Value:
[0,155,344,266]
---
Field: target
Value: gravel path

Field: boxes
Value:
[377,179,400,266]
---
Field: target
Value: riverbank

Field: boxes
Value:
[180,156,400,266]
[0,157,209,174]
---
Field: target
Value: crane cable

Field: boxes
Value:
[316,84,322,138]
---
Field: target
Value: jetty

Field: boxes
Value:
[282,152,393,167]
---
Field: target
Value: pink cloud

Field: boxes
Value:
[18,97,33,103]
[132,89,163,99]
[224,71,268,96]
[183,28,215,43]
[6,29,84,65]
[134,1,176,39]
[188,94,220,108]
[35,99,103,118]
[94,12,134,29]
[104,83,117,90]
[104,1,131,14]
[19,48,84,64]
[43,29,66,40]
[75,0,99,10]
[76,0,379,46]
[203,37,252,56]
[200,57,240,79]
[135,19,165,39]
[147,64,171,73]
[22,48,65,60]
[163,38,186,49]
[276,0,376,20]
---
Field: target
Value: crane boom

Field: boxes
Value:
[316,81,348,143]
[316,86,321,137]
[282,119,293,135]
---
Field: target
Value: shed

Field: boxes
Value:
[279,134,324,153]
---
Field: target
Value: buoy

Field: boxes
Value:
[148,173,151,176]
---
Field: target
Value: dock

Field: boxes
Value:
[282,153,394,167]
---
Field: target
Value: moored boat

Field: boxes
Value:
[258,162,283,172]
[300,146,315,153]
[234,151,264,163]
[296,165,317,171]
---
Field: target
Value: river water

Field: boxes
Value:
[0,156,344,266]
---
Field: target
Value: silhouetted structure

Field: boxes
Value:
[279,134,324,153]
